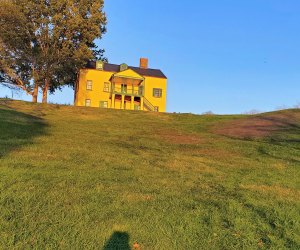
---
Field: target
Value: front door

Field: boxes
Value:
[121,84,127,94]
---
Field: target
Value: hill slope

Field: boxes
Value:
[0,99,299,249]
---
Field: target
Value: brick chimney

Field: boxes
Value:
[140,58,148,69]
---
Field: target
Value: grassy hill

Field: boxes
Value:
[0,99,299,249]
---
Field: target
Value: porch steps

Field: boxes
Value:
[143,97,155,111]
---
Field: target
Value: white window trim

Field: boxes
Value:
[153,88,162,98]
[85,99,91,107]
[103,82,110,92]
[86,80,93,91]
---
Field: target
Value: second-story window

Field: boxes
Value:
[153,88,162,98]
[103,82,110,92]
[86,80,93,90]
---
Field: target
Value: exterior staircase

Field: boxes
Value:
[143,97,156,111]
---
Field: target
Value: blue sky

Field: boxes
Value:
[1,0,300,114]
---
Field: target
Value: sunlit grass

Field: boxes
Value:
[0,99,299,249]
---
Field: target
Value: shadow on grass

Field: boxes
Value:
[0,108,47,158]
[103,231,131,250]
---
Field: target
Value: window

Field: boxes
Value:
[86,80,93,90]
[153,88,162,98]
[103,82,110,92]
[100,101,108,108]
[85,99,91,107]
[120,63,128,71]
[154,106,159,112]
[96,61,104,70]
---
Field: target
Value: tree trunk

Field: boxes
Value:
[32,82,38,103]
[42,80,49,103]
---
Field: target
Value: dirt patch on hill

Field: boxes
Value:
[215,111,300,139]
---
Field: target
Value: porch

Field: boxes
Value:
[109,68,156,111]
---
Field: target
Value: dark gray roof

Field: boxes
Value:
[86,61,167,79]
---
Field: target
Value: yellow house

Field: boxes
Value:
[74,58,167,112]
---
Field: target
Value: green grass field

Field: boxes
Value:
[0,99,299,249]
